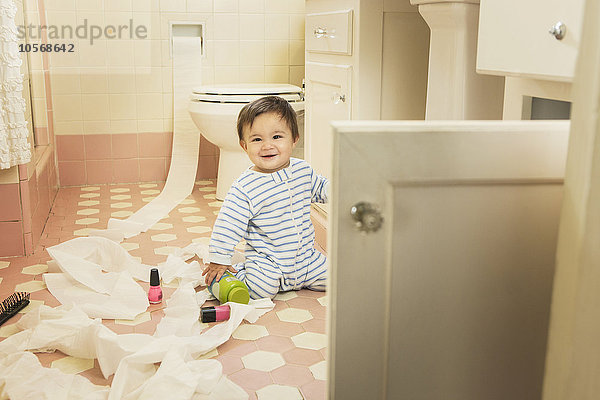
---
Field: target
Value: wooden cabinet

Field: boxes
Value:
[477,0,585,82]
[304,0,429,183]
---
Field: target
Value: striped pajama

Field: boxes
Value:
[209,158,329,299]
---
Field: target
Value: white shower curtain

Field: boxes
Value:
[0,0,31,169]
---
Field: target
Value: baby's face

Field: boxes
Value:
[239,112,297,174]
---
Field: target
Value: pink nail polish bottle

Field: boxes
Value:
[148,268,162,304]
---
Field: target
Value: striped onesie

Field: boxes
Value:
[209,158,329,299]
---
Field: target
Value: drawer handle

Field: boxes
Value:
[549,21,566,40]
[314,27,336,39]
[332,92,346,104]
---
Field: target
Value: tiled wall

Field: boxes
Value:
[0,0,59,256]
[39,0,305,185]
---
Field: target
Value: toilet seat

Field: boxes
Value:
[191,83,303,103]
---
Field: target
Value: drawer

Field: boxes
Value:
[306,9,353,55]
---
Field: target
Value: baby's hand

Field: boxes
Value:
[202,262,237,286]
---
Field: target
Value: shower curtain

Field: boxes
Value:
[0,0,31,169]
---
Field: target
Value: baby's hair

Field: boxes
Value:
[237,96,299,142]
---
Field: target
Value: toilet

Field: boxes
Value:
[189,83,305,200]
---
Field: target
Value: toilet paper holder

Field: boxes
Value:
[169,21,205,58]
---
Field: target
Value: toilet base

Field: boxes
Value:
[216,149,252,200]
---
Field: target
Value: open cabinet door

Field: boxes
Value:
[328,120,569,399]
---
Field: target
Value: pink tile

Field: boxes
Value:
[199,135,218,156]
[84,134,112,160]
[56,135,84,161]
[196,155,218,179]
[0,184,22,221]
[113,159,140,183]
[0,221,24,257]
[18,164,28,181]
[86,160,113,184]
[301,379,327,400]
[266,321,304,337]
[139,132,171,157]
[286,297,322,310]
[215,354,244,375]
[47,111,55,141]
[24,232,34,255]
[256,335,295,353]
[19,181,32,233]
[28,171,39,217]
[302,318,326,334]
[139,158,166,182]
[229,369,272,392]
[283,348,324,366]
[112,134,139,159]
[58,161,86,186]
[35,127,49,146]
[271,364,314,387]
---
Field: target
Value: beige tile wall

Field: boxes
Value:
[38,0,305,136]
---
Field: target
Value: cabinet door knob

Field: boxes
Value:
[549,21,566,40]
[331,92,346,104]
[350,202,384,233]
[314,27,335,39]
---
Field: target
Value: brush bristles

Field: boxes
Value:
[0,292,31,326]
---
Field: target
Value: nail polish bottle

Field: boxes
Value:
[200,305,231,323]
[148,268,162,304]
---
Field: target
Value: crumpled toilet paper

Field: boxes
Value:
[0,288,274,400]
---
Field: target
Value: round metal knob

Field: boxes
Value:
[332,92,346,104]
[314,27,328,38]
[350,202,383,233]
[549,21,566,40]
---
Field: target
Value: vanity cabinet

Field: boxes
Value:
[477,0,585,82]
[304,0,430,181]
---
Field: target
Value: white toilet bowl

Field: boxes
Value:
[189,84,304,200]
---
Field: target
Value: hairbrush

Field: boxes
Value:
[0,292,30,326]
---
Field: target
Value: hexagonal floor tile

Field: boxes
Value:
[256,384,303,400]
[76,209,99,216]
[276,308,313,324]
[80,193,100,198]
[208,201,222,208]
[182,215,206,223]
[233,324,269,341]
[273,291,298,301]
[74,228,94,236]
[115,312,151,326]
[75,218,100,225]
[51,356,95,374]
[309,360,327,380]
[179,198,196,204]
[78,200,100,206]
[198,186,216,192]
[81,186,100,192]
[0,277,2,284]
[142,196,156,202]
[196,180,213,185]
[111,202,133,209]
[203,194,216,200]
[0,323,20,338]
[197,348,219,360]
[150,222,173,231]
[317,296,327,307]
[110,194,131,200]
[139,183,157,188]
[242,350,285,372]
[21,264,48,275]
[0,261,8,269]
[186,226,211,234]
[154,246,178,256]
[213,211,220,215]
[121,242,139,251]
[112,211,133,218]
[14,280,46,293]
[192,237,210,245]
[151,233,177,242]
[291,332,327,350]
[178,207,201,214]
[110,188,130,193]
[141,189,160,195]
[19,300,44,313]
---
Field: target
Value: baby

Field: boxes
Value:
[202,96,329,299]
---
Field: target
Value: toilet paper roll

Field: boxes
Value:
[106,36,203,238]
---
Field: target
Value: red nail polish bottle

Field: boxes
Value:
[148,268,162,304]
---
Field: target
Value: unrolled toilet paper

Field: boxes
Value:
[106,36,203,239]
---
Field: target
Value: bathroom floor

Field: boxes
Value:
[0,181,327,399]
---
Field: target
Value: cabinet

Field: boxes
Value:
[304,0,430,185]
[477,0,585,82]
